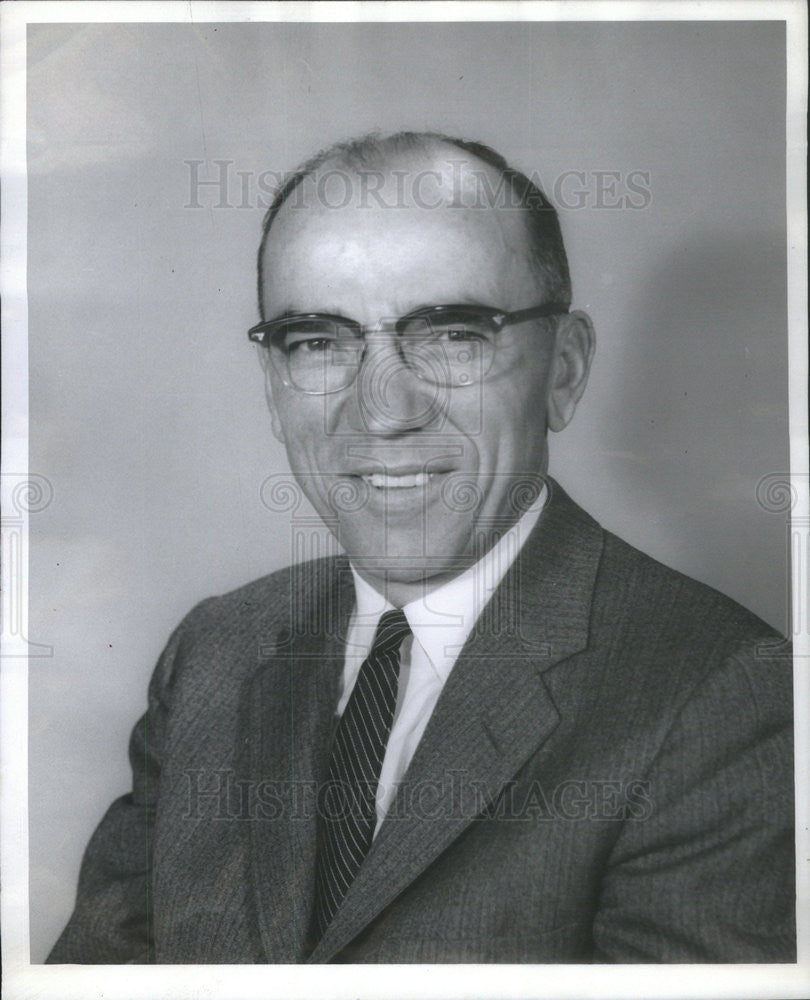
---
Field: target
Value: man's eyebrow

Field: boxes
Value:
[265,308,358,322]
[401,300,496,313]
[265,300,498,325]
[373,298,497,320]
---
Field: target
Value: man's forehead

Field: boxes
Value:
[265,146,532,260]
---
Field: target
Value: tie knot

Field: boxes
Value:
[371,608,411,655]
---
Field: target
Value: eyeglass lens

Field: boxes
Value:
[272,309,495,393]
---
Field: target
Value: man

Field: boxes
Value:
[49,132,795,964]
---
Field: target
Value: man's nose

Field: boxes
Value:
[348,336,445,434]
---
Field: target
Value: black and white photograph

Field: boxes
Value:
[1,2,807,998]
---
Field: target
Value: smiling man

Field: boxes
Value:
[255,136,591,606]
[49,132,795,965]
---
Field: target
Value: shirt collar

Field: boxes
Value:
[349,482,547,681]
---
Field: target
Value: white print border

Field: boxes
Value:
[2,5,807,1000]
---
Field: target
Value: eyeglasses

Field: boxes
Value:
[248,301,568,395]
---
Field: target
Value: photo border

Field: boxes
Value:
[2,2,807,998]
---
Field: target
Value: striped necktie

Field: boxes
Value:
[311,608,411,941]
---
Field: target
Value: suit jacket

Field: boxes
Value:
[48,480,795,963]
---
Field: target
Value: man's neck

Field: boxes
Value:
[351,563,473,610]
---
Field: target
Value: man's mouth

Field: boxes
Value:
[361,471,436,490]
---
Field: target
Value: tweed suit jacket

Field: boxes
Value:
[48,480,795,964]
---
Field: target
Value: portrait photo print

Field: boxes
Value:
[6,6,805,997]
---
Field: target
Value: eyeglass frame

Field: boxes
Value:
[247,300,569,395]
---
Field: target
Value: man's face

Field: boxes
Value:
[260,154,590,602]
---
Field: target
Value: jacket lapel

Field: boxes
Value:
[246,557,354,962]
[307,479,604,962]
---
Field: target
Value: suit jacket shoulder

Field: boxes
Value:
[162,553,351,688]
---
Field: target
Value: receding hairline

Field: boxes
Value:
[281,130,497,178]
[267,140,522,222]
[284,134,505,186]
[257,130,572,315]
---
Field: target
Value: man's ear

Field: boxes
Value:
[546,310,596,432]
[256,344,286,444]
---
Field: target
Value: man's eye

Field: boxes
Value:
[441,325,487,341]
[286,335,335,352]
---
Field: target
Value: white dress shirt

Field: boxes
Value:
[339,484,547,834]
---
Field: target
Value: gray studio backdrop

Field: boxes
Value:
[28,21,788,961]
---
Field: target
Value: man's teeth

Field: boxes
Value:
[363,472,434,489]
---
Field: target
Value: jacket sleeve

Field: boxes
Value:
[46,615,192,964]
[592,636,795,962]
